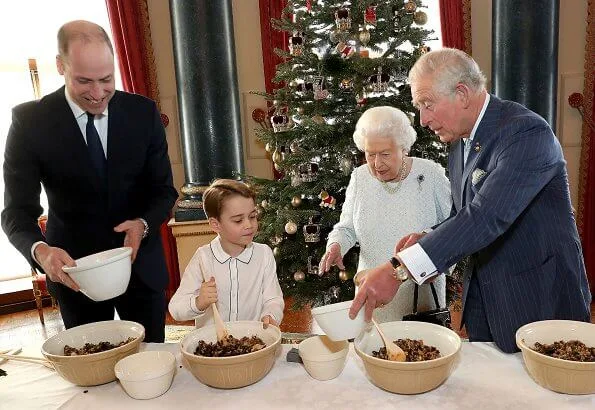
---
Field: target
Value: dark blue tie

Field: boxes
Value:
[86,112,107,182]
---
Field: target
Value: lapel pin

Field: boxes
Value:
[474,142,481,153]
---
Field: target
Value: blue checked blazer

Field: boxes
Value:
[418,95,592,353]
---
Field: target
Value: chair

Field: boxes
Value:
[31,215,57,325]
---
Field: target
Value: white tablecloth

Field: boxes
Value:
[1,342,594,409]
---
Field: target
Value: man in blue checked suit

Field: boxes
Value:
[350,48,591,353]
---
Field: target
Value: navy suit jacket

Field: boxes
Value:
[2,87,178,292]
[419,95,592,353]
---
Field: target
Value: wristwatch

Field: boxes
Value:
[389,257,408,281]
[138,218,149,239]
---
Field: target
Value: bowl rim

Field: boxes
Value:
[63,247,132,273]
[298,336,349,362]
[115,350,176,381]
[41,320,145,359]
[311,300,354,315]
[180,321,282,363]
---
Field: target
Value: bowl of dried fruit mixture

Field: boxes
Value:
[516,320,595,394]
[354,321,461,394]
[41,320,144,386]
[180,320,281,389]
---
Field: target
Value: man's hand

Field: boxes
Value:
[113,219,145,262]
[395,232,425,254]
[319,243,345,273]
[349,261,401,322]
[261,315,278,329]
[34,243,80,291]
[195,277,218,312]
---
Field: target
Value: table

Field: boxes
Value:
[1,342,593,409]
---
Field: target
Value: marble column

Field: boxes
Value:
[492,0,559,129]
[169,0,244,221]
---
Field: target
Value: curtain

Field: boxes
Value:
[105,0,181,301]
[439,0,472,54]
[259,0,287,94]
[577,0,595,295]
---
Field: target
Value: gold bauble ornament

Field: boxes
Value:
[291,196,302,207]
[261,199,268,208]
[339,270,349,281]
[358,28,371,47]
[294,270,306,281]
[272,149,283,164]
[413,10,427,25]
[404,1,417,14]
[265,142,273,153]
[285,221,298,234]
[296,106,305,115]
[312,115,325,124]
[274,162,282,172]
[273,247,280,257]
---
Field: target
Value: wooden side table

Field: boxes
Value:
[167,218,216,275]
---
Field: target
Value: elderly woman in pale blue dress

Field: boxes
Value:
[319,106,451,322]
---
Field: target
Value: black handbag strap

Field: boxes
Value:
[412,282,441,313]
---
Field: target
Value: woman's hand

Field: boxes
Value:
[394,232,425,254]
[195,277,218,311]
[319,243,345,273]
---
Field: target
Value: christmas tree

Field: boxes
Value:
[248,0,458,309]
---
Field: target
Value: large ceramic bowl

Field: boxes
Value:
[354,321,461,394]
[41,320,145,386]
[63,247,132,301]
[311,300,367,341]
[516,320,595,394]
[180,321,281,389]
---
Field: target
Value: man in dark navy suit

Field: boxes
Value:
[350,48,591,353]
[2,20,178,342]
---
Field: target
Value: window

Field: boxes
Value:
[0,1,122,281]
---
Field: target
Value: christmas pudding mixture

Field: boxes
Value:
[532,340,595,362]
[194,335,266,357]
[63,337,135,356]
[373,338,441,361]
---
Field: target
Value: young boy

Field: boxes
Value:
[168,179,284,328]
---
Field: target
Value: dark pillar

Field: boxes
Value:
[492,0,559,129]
[169,0,244,221]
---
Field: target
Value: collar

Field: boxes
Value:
[64,87,109,120]
[210,235,254,264]
[464,93,490,145]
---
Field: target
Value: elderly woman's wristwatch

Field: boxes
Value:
[389,257,409,281]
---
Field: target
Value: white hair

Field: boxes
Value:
[352,106,417,152]
[408,47,487,97]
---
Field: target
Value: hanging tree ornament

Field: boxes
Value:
[364,4,378,26]
[339,78,354,92]
[298,162,319,183]
[307,256,321,276]
[270,105,292,133]
[289,30,306,56]
[334,8,351,31]
[319,190,336,209]
[284,220,298,235]
[289,139,301,153]
[273,247,280,257]
[311,114,325,125]
[418,45,431,55]
[291,196,302,207]
[293,270,306,282]
[413,10,428,25]
[265,142,273,153]
[339,270,349,281]
[404,1,417,14]
[270,235,282,246]
[369,66,392,93]
[335,41,355,59]
[339,156,354,175]
[312,75,329,100]
[272,147,283,164]
[359,28,371,47]
[303,216,321,243]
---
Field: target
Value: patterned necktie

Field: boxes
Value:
[463,138,472,164]
[86,112,107,182]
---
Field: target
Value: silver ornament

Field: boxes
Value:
[284,221,298,235]
[294,270,305,281]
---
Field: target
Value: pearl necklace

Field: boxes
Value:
[380,157,408,195]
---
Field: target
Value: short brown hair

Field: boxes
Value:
[57,20,114,59]
[202,179,256,219]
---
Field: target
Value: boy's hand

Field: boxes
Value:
[195,277,218,311]
[261,315,277,329]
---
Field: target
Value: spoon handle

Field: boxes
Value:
[196,251,229,341]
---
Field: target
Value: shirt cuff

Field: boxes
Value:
[190,295,205,315]
[31,241,47,265]
[398,243,438,284]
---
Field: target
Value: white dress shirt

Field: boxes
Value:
[30,89,110,262]
[168,236,285,328]
[400,94,491,284]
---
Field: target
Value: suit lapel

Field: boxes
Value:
[449,141,464,211]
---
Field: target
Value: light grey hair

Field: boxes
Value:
[352,106,417,152]
[408,48,487,97]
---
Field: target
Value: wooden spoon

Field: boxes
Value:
[196,252,229,342]
[0,353,54,369]
[371,318,406,362]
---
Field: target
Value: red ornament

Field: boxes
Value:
[568,92,584,109]
[365,5,377,26]
[252,108,266,123]
[160,113,169,128]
